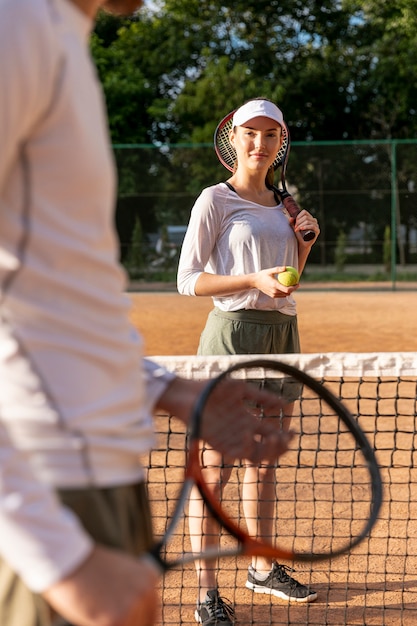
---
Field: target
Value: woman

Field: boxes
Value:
[177,98,320,625]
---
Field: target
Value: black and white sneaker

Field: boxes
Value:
[246,562,317,603]
[195,589,236,625]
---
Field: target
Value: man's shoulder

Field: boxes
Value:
[0,0,57,54]
[0,0,51,22]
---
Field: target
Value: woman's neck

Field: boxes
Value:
[227,174,276,206]
[229,170,267,193]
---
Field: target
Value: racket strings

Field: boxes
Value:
[214,116,289,172]
[194,365,378,561]
[216,123,238,171]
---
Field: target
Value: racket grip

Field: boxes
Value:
[282,195,316,242]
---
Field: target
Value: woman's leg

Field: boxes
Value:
[188,446,233,602]
[242,405,293,574]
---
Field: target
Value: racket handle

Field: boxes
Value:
[281,194,316,242]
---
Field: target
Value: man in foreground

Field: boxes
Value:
[0,1,292,624]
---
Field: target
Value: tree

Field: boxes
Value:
[91,1,417,263]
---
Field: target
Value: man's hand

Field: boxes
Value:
[157,376,294,464]
[43,546,160,626]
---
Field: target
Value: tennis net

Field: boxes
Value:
[149,352,417,626]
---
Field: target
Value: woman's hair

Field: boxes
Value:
[266,165,275,188]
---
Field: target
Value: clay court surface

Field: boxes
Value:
[128,284,417,625]
[128,285,417,356]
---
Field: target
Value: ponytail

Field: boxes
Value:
[266,165,275,188]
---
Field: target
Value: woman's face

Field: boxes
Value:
[230,116,282,174]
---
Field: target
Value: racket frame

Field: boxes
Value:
[149,358,383,571]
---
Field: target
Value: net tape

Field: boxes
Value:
[150,352,417,381]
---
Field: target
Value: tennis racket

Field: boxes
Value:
[148,358,383,571]
[214,111,316,242]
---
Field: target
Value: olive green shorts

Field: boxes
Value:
[197,307,301,356]
[0,482,153,626]
[197,308,302,403]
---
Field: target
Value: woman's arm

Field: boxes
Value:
[194,267,295,299]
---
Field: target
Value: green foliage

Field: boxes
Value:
[89,1,417,268]
[91,1,417,144]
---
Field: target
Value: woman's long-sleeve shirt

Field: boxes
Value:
[178,183,298,315]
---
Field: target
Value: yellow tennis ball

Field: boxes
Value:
[277,266,299,287]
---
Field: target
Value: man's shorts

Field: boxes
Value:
[0,482,153,626]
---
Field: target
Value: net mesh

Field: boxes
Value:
[148,352,417,626]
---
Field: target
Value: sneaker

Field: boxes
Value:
[246,561,317,603]
[195,589,236,625]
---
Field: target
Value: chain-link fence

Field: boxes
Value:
[113,140,417,287]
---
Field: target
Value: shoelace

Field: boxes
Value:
[204,596,235,621]
[272,563,299,586]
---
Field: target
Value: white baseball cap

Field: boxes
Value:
[232,99,284,127]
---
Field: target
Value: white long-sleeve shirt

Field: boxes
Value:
[0,0,174,592]
[177,182,298,314]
